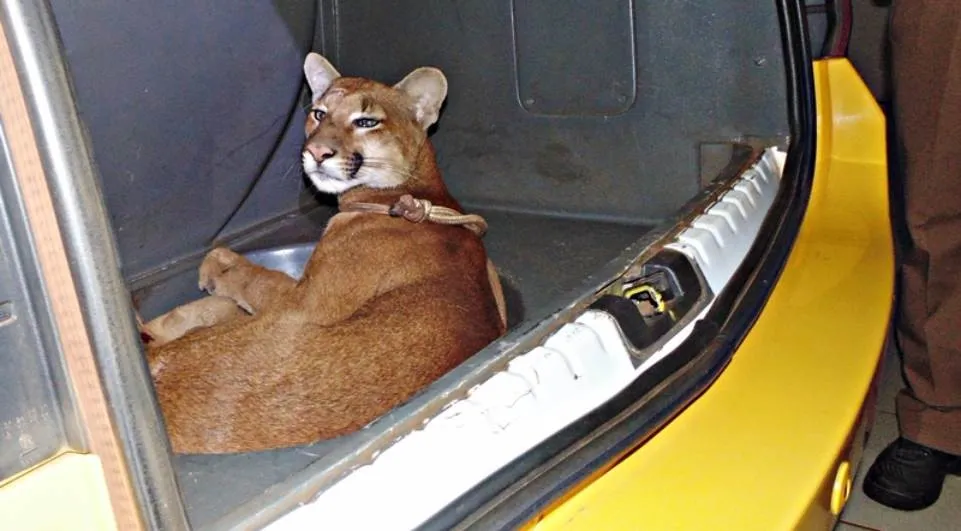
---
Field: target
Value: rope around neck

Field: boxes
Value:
[341,194,488,237]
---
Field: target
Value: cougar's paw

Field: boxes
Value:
[134,311,155,345]
[198,247,243,294]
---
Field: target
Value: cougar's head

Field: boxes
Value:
[301,53,448,195]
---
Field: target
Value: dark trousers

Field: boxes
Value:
[891,0,961,454]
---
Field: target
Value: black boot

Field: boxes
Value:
[863,437,961,511]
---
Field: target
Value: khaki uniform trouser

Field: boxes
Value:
[891,0,961,454]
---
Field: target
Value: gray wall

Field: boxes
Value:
[50,0,796,278]
[49,1,317,279]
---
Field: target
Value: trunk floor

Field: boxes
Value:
[148,209,651,528]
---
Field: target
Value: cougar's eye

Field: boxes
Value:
[311,109,326,122]
[353,117,381,129]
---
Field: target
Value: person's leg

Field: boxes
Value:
[863,0,961,511]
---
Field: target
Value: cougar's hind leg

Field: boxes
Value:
[198,247,298,313]
[142,295,246,349]
[159,282,506,454]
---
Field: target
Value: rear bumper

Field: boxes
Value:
[527,58,893,531]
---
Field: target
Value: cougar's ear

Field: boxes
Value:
[304,53,341,100]
[394,67,448,129]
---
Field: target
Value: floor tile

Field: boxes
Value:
[835,521,882,531]
[840,411,961,530]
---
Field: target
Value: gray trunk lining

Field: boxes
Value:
[134,208,648,528]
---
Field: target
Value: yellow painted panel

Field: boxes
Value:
[0,453,118,531]
[529,58,892,530]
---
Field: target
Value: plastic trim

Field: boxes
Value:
[417,0,817,527]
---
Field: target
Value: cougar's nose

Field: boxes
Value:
[306,144,337,162]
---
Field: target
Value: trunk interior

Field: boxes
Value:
[45,0,794,527]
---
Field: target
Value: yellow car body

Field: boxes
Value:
[528,58,892,531]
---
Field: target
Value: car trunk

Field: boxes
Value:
[33,0,814,528]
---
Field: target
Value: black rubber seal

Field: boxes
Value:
[416,0,817,528]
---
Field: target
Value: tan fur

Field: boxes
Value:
[141,296,245,349]
[142,54,506,454]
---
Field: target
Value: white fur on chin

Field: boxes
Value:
[302,151,361,195]
[302,150,406,196]
[307,173,358,195]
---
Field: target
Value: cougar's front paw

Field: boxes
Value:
[198,247,243,294]
[198,247,256,314]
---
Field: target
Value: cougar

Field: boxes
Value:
[140,52,507,454]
